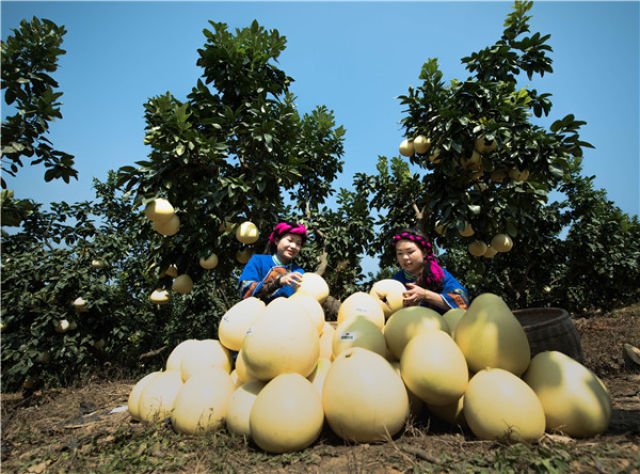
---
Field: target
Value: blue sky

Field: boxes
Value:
[2,1,639,223]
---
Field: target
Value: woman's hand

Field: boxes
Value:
[402,283,426,306]
[403,283,448,310]
[279,271,304,288]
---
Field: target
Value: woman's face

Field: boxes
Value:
[276,233,303,263]
[395,240,425,275]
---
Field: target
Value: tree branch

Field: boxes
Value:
[138,345,168,360]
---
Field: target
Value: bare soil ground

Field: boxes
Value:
[2,304,639,473]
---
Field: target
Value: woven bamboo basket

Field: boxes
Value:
[512,307,584,363]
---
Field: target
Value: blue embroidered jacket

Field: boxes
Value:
[238,254,304,302]
[391,268,470,314]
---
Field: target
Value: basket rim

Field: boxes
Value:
[512,307,570,330]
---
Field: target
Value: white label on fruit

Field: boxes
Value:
[222,314,230,321]
[339,331,357,341]
[245,326,254,336]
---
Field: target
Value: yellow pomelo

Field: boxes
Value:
[399,139,414,157]
[171,367,235,435]
[482,245,498,258]
[474,136,497,153]
[400,330,468,406]
[225,379,266,437]
[241,304,319,381]
[53,319,70,333]
[333,315,387,359]
[150,289,170,304]
[180,339,232,382]
[234,349,252,384]
[159,264,178,278]
[319,322,336,359]
[153,214,180,236]
[491,169,508,183]
[459,222,475,237]
[91,259,104,268]
[390,361,424,419]
[250,373,324,453]
[523,351,612,437]
[454,293,530,376]
[384,306,450,360]
[295,272,329,303]
[509,167,530,182]
[235,221,259,244]
[144,198,174,223]
[337,291,385,329]
[370,279,405,319]
[218,297,266,351]
[128,371,162,421]
[289,292,325,335]
[429,148,442,163]
[73,297,88,313]
[199,254,219,270]
[138,370,183,423]
[464,368,545,441]
[307,357,332,397]
[413,135,431,154]
[323,347,409,442]
[490,234,513,252]
[236,249,253,264]
[464,150,482,169]
[218,218,235,233]
[468,240,488,257]
[427,396,465,427]
[166,339,200,372]
[434,220,447,235]
[624,343,640,366]
[229,370,241,387]
[172,274,193,294]
[442,307,466,339]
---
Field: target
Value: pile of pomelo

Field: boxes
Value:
[128,273,612,453]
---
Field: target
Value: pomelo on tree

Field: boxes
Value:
[235,221,259,244]
[144,198,174,223]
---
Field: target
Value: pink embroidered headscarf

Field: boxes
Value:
[268,222,308,245]
[392,230,445,287]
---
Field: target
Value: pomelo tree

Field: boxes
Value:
[353,1,637,309]
[115,20,372,304]
[1,17,77,189]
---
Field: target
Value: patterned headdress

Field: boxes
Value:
[269,222,308,245]
[392,230,445,287]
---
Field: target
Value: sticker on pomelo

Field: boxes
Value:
[339,332,357,341]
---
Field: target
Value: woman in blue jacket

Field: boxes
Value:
[238,222,308,302]
[391,228,469,314]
